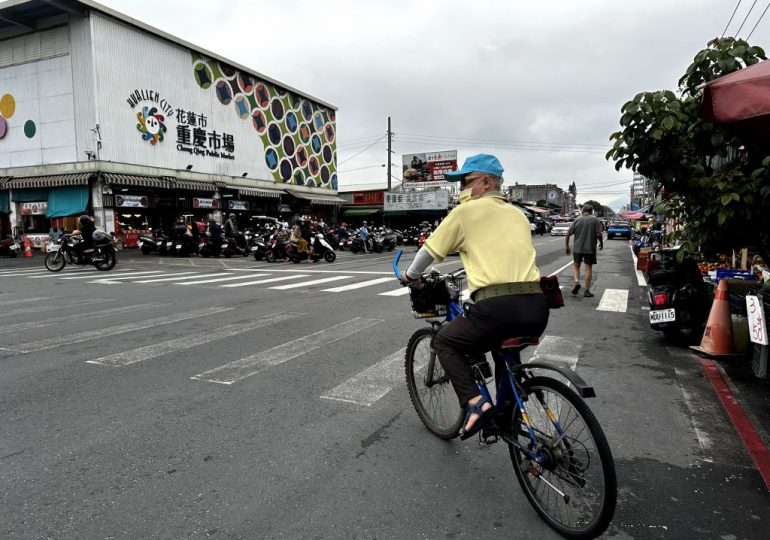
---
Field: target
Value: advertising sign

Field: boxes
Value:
[746,295,768,345]
[116,195,148,208]
[193,197,218,209]
[21,202,47,215]
[228,200,249,211]
[384,190,450,211]
[352,191,385,206]
[402,150,457,188]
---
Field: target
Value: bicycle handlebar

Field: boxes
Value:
[392,249,466,282]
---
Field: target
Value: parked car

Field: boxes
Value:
[607,221,632,240]
[550,222,572,236]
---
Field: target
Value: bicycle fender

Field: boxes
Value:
[512,361,596,398]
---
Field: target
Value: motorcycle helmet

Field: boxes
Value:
[79,214,90,224]
[362,221,367,225]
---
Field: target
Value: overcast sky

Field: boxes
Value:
[99,0,765,209]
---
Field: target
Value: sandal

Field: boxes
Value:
[584,290,594,298]
[459,396,495,440]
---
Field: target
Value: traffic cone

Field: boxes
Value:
[23,237,32,257]
[690,279,741,357]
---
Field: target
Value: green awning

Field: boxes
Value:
[0,190,8,214]
[382,210,408,216]
[342,207,381,216]
[47,185,90,218]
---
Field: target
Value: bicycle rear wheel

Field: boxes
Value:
[404,327,464,439]
[508,377,616,539]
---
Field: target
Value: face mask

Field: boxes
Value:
[459,188,475,204]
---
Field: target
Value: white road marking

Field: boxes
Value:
[177,273,271,285]
[321,348,405,406]
[596,289,629,312]
[88,312,303,367]
[8,306,232,353]
[530,336,583,371]
[268,275,351,290]
[219,274,310,288]
[321,277,395,292]
[674,367,713,461]
[55,270,165,280]
[548,261,573,277]
[630,246,647,286]
[234,267,393,276]
[0,296,50,307]
[0,268,47,274]
[0,270,49,277]
[0,302,168,335]
[379,286,411,297]
[131,272,201,283]
[0,298,112,319]
[191,317,383,385]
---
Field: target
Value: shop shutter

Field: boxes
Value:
[12,33,40,64]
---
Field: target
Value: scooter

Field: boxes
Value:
[251,232,271,261]
[286,234,336,263]
[648,248,712,342]
[139,231,173,255]
[0,236,20,257]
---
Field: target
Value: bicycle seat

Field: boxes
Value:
[499,336,540,350]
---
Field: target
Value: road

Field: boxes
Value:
[0,236,767,539]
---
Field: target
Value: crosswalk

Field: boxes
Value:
[0,296,591,408]
[0,267,410,296]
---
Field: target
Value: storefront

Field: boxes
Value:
[382,190,450,228]
[340,189,384,226]
[0,0,339,243]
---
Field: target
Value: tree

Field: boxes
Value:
[606,37,770,263]
[568,181,577,198]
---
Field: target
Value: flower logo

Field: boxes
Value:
[136,106,166,144]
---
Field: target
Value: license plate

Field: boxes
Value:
[650,308,676,323]
[166,241,173,247]
[176,244,182,249]
[47,244,60,252]
[250,246,258,251]
[138,241,143,248]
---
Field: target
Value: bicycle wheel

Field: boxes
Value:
[44,251,66,272]
[404,327,464,439]
[508,377,616,539]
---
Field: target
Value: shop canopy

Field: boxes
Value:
[342,207,380,216]
[524,205,551,216]
[285,189,345,206]
[701,59,770,136]
[4,173,91,189]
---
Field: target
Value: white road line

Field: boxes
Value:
[630,246,647,286]
[0,298,111,318]
[269,275,351,290]
[596,289,629,312]
[0,268,46,275]
[131,272,202,283]
[55,270,165,280]
[88,312,303,367]
[8,306,232,353]
[236,267,393,276]
[177,273,271,285]
[220,274,310,288]
[0,302,168,335]
[0,270,49,277]
[531,336,583,371]
[191,317,383,385]
[379,286,411,297]
[321,277,395,292]
[0,296,50,306]
[321,348,405,406]
[674,367,713,461]
[548,261,573,277]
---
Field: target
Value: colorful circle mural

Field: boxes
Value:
[0,93,15,118]
[24,120,36,138]
[0,92,37,142]
[192,54,336,187]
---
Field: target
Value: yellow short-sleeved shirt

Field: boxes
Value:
[423,192,540,293]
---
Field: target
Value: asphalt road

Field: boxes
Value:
[0,237,767,539]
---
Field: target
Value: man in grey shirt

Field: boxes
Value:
[565,204,603,297]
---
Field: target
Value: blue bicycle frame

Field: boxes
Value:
[393,250,596,464]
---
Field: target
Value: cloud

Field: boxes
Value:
[101,0,744,206]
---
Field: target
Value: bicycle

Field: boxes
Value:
[393,251,616,539]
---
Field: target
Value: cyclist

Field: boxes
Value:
[400,154,549,438]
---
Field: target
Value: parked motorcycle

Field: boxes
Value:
[251,232,271,261]
[139,231,173,255]
[0,236,20,257]
[286,233,336,263]
[350,235,371,254]
[648,248,712,342]
[265,234,289,262]
[44,231,117,272]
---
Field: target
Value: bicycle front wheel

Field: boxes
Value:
[404,327,463,440]
[508,377,616,539]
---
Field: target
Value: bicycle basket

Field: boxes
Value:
[409,279,451,318]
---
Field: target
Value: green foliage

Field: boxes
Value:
[606,37,770,261]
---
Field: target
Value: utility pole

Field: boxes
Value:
[387,116,392,192]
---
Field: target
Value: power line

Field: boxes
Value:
[337,134,386,166]
[736,0,759,36]
[397,132,607,149]
[337,133,383,146]
[723,0,743,37]
[747,1,770,39]
[338,164,384,173]
[395,137,605,154]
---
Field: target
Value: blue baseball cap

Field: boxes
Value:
[444,153,504,182]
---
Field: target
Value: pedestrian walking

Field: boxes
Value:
[565,204,603,298]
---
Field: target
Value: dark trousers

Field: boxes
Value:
[433,293,549,407]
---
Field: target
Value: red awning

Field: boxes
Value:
[701,60,770,136]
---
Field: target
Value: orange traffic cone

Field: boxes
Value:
[23,237,32,257]
[690,279,740,357]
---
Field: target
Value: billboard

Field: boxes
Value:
[401,150,457,188]
[384,190,450,211]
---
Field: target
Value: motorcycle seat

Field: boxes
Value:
[499,336,540,350]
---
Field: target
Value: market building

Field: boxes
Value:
[0,0,342,247]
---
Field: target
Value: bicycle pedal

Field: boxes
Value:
[480,424,502,445]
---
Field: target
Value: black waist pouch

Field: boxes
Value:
[540,275,564,309]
